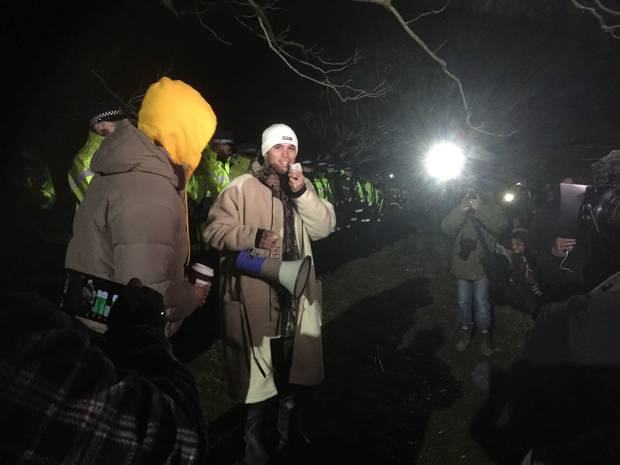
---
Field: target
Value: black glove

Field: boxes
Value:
[106,278,166,332]
[105,278,171,371]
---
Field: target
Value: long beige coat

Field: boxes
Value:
[204,174,336,403]
[65,120,201,331]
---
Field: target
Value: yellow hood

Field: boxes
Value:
[138,77,217,181]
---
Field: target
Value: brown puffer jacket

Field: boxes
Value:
[65,120,200,333]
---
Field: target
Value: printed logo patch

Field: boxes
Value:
[282,136,293,141]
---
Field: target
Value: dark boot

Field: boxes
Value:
[244,397,279,465]
[481,331,494,356]
[456,326,473,352]
[276,389,313,464]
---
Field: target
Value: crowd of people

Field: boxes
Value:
[440,173,620,463]
[3,76,360,465]
[440,175,597,355]
[4,75,620,465]
[23,111,396,254]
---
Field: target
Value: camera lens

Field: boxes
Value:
[594,186,620,242]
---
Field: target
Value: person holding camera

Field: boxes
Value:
[441,188,508,356]
[527,176,591,302]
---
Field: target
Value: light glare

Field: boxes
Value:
[424,142,465,181]
[503,192,515,203]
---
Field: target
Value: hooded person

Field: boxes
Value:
[65,77,217,336]
[203,123,336,464]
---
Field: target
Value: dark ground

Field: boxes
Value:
[177,216,537,465]
[0,203,538,464]
[8,202,618,464]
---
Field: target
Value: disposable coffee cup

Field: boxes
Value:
[189,262,214,287]
[290,163,302,173]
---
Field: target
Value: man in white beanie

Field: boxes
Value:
[204,123,336,464]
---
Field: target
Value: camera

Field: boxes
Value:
[60,269,125,333]
[458,238,477,260]
[560,150,620,245]
[557,150,620,283]
[464,189,478,202]
[582,152,620,245]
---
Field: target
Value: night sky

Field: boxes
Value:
[5,0,620,201]
[0,0,620,457]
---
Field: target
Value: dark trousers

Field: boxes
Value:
[244,337,310,465]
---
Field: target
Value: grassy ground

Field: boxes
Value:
[182,223,535,464]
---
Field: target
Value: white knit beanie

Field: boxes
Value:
[261,123,298,156]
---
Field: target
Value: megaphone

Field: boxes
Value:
[236,250,312,299]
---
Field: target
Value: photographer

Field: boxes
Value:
[0,282,207,465]
[528,177,591,302]
[441,188,508,356]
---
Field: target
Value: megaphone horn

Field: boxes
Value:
[236,250,312,299]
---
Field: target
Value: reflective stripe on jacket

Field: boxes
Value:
[68,131,104,203]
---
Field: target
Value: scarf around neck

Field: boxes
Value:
[253,163,301,337]
[253,163,300,261]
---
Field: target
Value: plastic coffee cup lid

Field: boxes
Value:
[192,262,214,277]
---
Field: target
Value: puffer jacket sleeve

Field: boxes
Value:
[109,193,200,317]
[203,183,259,251]
[293,179,336,240]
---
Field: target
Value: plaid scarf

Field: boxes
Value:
[254,163,301,336]
[0,327,207,465]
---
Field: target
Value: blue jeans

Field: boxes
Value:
[456,278,491,331]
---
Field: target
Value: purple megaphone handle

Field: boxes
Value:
[236,250,266,275]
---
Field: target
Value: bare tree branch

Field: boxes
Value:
[244,0,388,102]
[181,0,388,102]
[161,0,180,18]
[301,89,399,165]
[594,0,620,16]
[233,14,362,75]
[434,39,448,54]
[354,0,516,137]
[193,7,233,45]
[173,1,234,45]
[92,68,169,116]
[407,0,453,24]
[91,70,128,107]
[572,0,620,39]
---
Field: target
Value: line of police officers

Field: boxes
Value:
[22,108,399,254]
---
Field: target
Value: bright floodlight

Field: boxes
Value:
[388,173,395,179]
[503,191,515,203]
[424,142,465,181]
